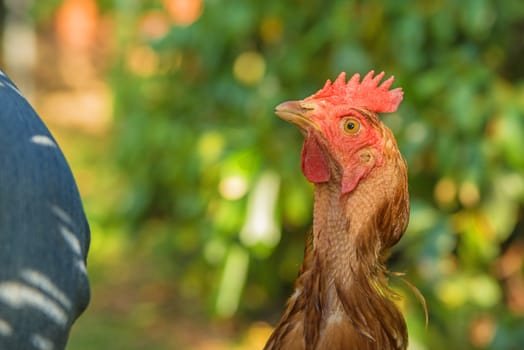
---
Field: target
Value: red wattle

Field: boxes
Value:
[301,135,330,183]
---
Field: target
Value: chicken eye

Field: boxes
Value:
[341,117,360,135]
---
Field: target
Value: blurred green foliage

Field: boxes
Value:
[44,0,524,349]
[109,0,524,349]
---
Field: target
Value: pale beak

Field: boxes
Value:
[275,100,320,132]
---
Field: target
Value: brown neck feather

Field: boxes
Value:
[265,131,409,350]
[312,155,408,349]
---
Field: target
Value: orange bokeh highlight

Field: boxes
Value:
[139,10,171,40]
[163,0,203,26]
[55,0,99,51]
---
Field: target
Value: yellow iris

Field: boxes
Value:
[342,117,360,135]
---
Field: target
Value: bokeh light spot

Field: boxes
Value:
[126,45,159,77]
[197,131,225,164]
[434,177,457,206]
[469,315,495,348]
[436,279,466,307]
[240,171,280,250]
[260,17,283,44]
[219,175,248,200]
[233,51,266,86]
[459,181,480,208]
[163,0,203,27]
[469,276,500,307]
[139,10,170,40]
[55,0,99,51]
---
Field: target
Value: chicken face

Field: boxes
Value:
[276,71,402,194]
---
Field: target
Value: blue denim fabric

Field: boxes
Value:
[0,71,90,349]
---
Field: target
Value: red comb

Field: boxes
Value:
[305,71,403,113]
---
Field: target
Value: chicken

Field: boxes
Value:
[265,71,410,350]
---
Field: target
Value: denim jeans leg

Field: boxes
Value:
[0,71,91,350]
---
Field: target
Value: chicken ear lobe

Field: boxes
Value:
[301,134,330,184]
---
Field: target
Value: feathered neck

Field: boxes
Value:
[309,175,408,349]
[264,140,409,350]
[310,138,409,349]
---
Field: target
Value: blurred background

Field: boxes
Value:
[1,0,523,349]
